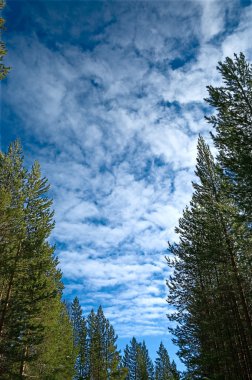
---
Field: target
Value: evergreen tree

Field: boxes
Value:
[87,306,125,379]
[167,137,252,379]
[167,53,252,379]
[170,361,179,380]
[0,142,75,378]
[28,298,76,379]
[123,337,139,380]
[122,344,131,380]
[137,341,154,380]
[205,53,252,218]
[71,297,88,380]
[123,338,154,380]
[87,308,105,379]
[155,342,179,380]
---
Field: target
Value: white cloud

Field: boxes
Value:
[4,0,251,340]
[222,5,252,60]
[199,0,226,42]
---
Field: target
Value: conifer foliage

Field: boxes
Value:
[0,142,75,378]
[71,297,88,379]
[122,337,155,380]
[71,300,127,380]
[167,53,252,379]
[155,342,179,380]
[206,53,252,218]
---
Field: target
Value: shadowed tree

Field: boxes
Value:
[137,341,154,380]
[167,53,252,379]
[167,136,252,379]
[206,53,252,219]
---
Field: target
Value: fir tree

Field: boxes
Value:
[123,337,139,380]
[122,344,131,380]
[155,342,179,380]
[28,299,76,379]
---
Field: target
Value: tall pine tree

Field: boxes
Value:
[167,136,252,379]
[123,337,139,380]
[0,142,75,378]
[205,53,252,219]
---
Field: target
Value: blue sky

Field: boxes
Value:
[2,0,252,369]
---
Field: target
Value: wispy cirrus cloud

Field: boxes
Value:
[3,0,252,343]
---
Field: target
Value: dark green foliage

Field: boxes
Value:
[122,344,131,380]
[123,338,139,379]
[205,53,252,218]
[71,297,88,379]
[167,137,252,378]
[155,342,179,380]
[28,299,76,379]
[167,53,252,380]
[72,303,126,380]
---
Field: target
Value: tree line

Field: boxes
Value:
[167,53,252,379]
[70,297,179,380]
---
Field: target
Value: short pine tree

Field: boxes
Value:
[155,342,179,380]
[71,297,88,380]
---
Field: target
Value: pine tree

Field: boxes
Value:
[87,308,105,379]
[155,342,179,380]
[0,142,75,378]
[87,306,125,379]
[71,297,88,379]
[205,53,252,218]
[123,338,154,380]
[167,137,252,379]
[122,344,131,380]
[137,341,154,380]
[28,298,76,379]
[123,337,139,380]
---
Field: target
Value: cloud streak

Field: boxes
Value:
[3,0,252,339]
